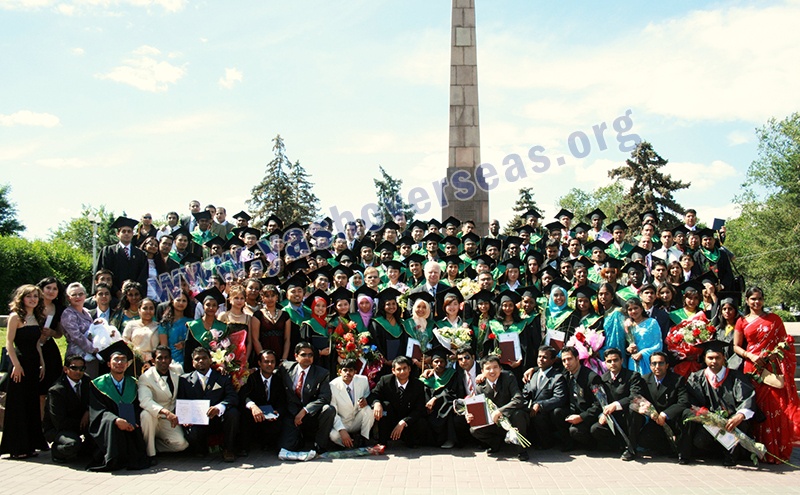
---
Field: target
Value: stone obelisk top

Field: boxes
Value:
[443,0,488,235]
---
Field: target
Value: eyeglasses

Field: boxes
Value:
[68,365,87,371]
[69,292,86,298]
[143,216,152,219]
[650,362,667,367]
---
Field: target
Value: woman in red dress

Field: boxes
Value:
[733,286,800,462]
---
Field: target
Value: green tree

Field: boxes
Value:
[557,182,625,223]
[609,141,689,228]
[50,205,117,255]
[288,159,321,224]
[248,135,310,229]
[373,166,415,227]
[503,187,541,234]
[0,183,25,236]
[725,113,800,308]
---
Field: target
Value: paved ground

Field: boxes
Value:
[2,445,800,495]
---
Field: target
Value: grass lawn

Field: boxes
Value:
[0,327,68,360]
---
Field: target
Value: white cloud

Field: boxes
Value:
[57,3,75,15]
[0,0,186,13]
[727,130,753,146]
[666,159,738,192]
[34,157,90,169]
[96,45,186,92]
[0,143,38,161]
[218,68,243,90]
[0,110,60,127]
[71,47,85,56]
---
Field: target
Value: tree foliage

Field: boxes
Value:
[503,187,541,234]
[608,141,689,228]
[248,135,320,229]
[726,113,800,308]
[50,205,118,255]
[557,182,625,224]
[0,183,25,236]
[373,166,415,226]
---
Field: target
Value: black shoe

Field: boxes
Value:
[313,444,328,455]
[147,456,159,467]
[517,450,529,461]
[620,449,636,462]
[723,455,736,467]
[560,441,576,453]
[677,454,691,465]
[485,446,501,455]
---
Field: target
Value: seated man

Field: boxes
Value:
[238,349,288,453]
[591,348,644,460]
[329,359,374,448]
[369,356,429,448]
[278,342,335,453]
[449,347,480,446]
[87,343,149,471]
[560,346,602,451]
[522,345,567,450]
[138,345,188,464]
[178,347,240,462]
[681,341,758,466]
[629,351,689,462]
[421,351,458,449]
[466,355,529,461]
[43,355,93,463]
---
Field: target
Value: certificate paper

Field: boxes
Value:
[176,399,210,425]
[465,394,490,428]
[406,338,423,361]
[496,333,521,364]
[703,425,739,451]
[545,329,566,350]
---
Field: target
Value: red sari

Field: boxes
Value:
[735,313,800,462]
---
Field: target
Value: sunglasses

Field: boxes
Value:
[68,365,87,371]
[650,362,667,367]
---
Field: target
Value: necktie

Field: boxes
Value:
[430,286,436,297]
[467,375,475,397]
[199,373,207,391]
[162,374,174,395]
[297,306,304,318]
[74,384,81,399]
[347,386,355,405]
[115,381,123,394]
[537,370,545,389]
[295,370,305,399]
[398,385,405,402]
[124,246,130,259]
[264,378,270,402]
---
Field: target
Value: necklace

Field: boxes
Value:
[263,307,280,323]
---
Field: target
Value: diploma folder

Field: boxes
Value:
[406,338,423,361]
[496,333,521,365]
[465,394,490,427]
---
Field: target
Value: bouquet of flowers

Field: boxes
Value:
[434,323,473,352]
[748,341,789,388]
[318,444,386,459]
[486,398,531,448]
[630,395,677,452]
[457,278,481,300]
[209,329,251,390]
[683,405,765,465]
[665,316,715,376]
[566,326,606,375]
[330,318,384,387]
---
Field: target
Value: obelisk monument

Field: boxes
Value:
[443,0,488,234]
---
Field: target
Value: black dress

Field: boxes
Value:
[39,306,64,394]
[0,324,48,456]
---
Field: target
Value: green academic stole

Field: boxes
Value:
[605,242,633,260]
[701,248,720,263]
[283,303,311,326]
[616,286,638,301]
[349,313,369,333]
[580,313,602,328]
[93,374,137,404]
[420,366,455,390]
[669,308,704,325]
[306,318,329,337]
[186,319,224,347]
[403,319,435,342]
[373,317,403,338]
[491,264,506,280]
[546,309,573,330]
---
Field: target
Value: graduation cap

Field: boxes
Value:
[677,278,703,295]
[242,227,262,238]
[503,236,523,250]
[284,221,305,232]
[639,210,659,224]
[382,221,401,232]
[230,227,246,238]
[516,225,535,236]
[542,278,571,296]
[192,210,213,222]
[671,225,688,237]
[503,257,523,270]
[569,256,593,270]
[622,261,646,275]
[427,218,442,229]
[585,208,607,221]
[517,285,542,299]
[522,208,542,219]
[233,211,252,221]
[98,340,134,363]
[571,285,596,300]
[696,340,731,356]
[329,287,353,303]
[469,289,496,303]
[377,287,402,303]
[397,235,414,247]
[607,219,628,232]
[259,276,281,288]
[409,220,427,232]
[304,289,330,308]
[474,254,496,268]
[495,290,522,305]
[554,208,574,220]
[223,236,245,249]
[178,252,202,265]
[425,347,450,360]
[358,239,376,251]
[204,236,226,249]
[353,285,379,301]
[628,246,651,261]
[524,250,544,265]
[461,232,482,246]
[307,266,331,282]
[384,259,405,271]
[195,286,226,306]
[698,270,719,287]
[284,257,309,275]
[436,286,464,304]
[584,239,608,253]
[281,272,309,291]
[265,214,283,228]
[442,216,461,229]
[407,290,436,307]
[310,249,331,261]
[377,241,397,254]
[482,237,502,251]
[544,221,564,233]
[538,265,560,280]
[602,258,624,270]
[442,255,462,267]
[421,232,443,244]
[331,264,354,279]
[403,253,425,267]
[335,249,357,263]
[442,236,461,247]
[697,228,717,239]
[110,216,139,230]
[572,222,591,234]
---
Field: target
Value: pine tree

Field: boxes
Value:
[247,135,304,230]
[0,183,25,236]
[373,166,415,226]
[608,141,689,228]
[288,159,320,224]
[503,187,541,234]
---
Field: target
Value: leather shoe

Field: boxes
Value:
[677,454,691,465]
[485,446,501,455]
[620,449,636,462]
[517,450,529,461]
[440,440,456,449]
[147,456,159,467]
[222,449,236,462]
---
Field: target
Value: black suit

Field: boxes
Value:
[469,371,528,454]
[646,306,672,343]
[238,372,288,452]
[591,368,644,450]
[177,369,239,453]
[522,366,567,448]
[95,243,148,296]
[278,362,335,451]
[43,374,93,461]
[409,282,450,318]
[368,374,429,446]
[560,366,602,448]
[631,371,689,453]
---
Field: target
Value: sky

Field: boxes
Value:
[2,0,799,239]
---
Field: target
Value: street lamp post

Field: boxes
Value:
[89,213,99,269]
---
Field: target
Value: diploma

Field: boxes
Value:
[406,338,423,361]
[465,394,490,428]
[176,399,211,425]
[545,329,566,350]
[496,332,521,365]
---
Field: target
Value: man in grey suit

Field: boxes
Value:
[522,345,567,450]
[278,342,336,453]
[408,261,449,317]
[329,359,374,448]
[138,346,188,464]
[177,347,239,462]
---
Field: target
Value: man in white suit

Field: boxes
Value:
[329,359,374,448]
[138,346,188,464]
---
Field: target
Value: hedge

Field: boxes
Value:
[0,236,92,307]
